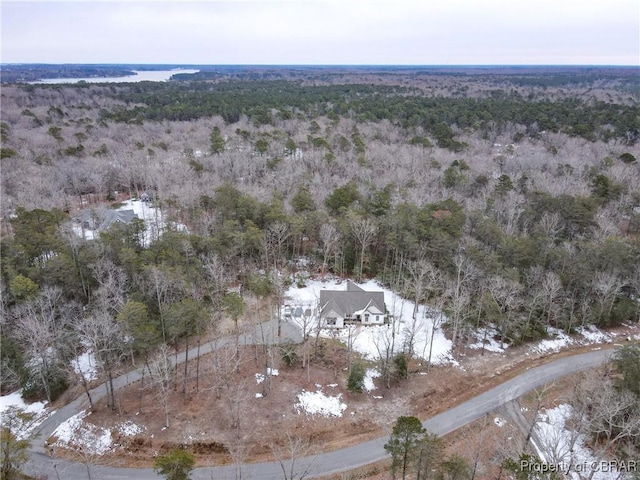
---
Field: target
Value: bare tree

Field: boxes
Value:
[76,311,125,412]
[91,256,127,315]
[267,221,290,271]
[445,253,477,348]
[591,271,622,325]
[206,343,240,400]
[349,215,377,282]
[66,341,96,411]
[149,343,174,429]
[13,287,70,403]
[225,380,248,433]
[540,270,563,327]
[145,265,185,343]
[406,256,437,321]
[485,275,523,349]
[271,433,317,480]
[318,223,341,279]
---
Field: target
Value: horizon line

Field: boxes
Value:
[2,63,639,68]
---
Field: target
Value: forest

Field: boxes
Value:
[0,66,639,478]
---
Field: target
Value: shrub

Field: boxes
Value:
[347,362,366,393]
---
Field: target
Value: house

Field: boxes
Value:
[78,208,137,233]
[319,281,386,328]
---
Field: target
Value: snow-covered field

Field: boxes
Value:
[285,278,455,366]
[535,404,624,480]
[51,409,145,455]
[0,390,53,439]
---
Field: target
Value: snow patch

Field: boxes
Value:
[52,410,113,455]
[530,325,617,355]
[576,325,612,344]
[468,326,507,353]
[531,327,573,354]
[494,417,506,427]
[295,390,347,418]
[363,369,380,392]
[71,350,98,382]
[0,390,52,440]
[117,420,144,437]
[535,404,622,480]
[51,410,145,455]
[255,368,279,384]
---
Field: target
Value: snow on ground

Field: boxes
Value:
[118,199,165,246]
[285,278,455,366]
[535,404,623,480]
[363,369,380,392]
[468,325,507,353]
[531,327,573,354]
[51,409,145,455]
[255,368,279,384]
[294,388,347,418]
[494,417,506,427]
[72,223,96,240]
[71,350,98,382]
[285,277,624,365]
[530,325,615,355]
[74,199,187,246]
[575,325,613,344]
[467,323,618,357]
[0,390,52,439]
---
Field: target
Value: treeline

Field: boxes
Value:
[100,80,640,145]
[0,65,137,83]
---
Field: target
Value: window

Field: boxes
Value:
[364,313,370,323]
[376,315,380,322]
[326,317,337,326]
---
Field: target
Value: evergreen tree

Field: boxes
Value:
[384,416,426,480]
[347,362,365,393]
[153,448,195,480]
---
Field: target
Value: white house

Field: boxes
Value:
[319,282,386,328]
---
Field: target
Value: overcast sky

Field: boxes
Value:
[1,0,638,65]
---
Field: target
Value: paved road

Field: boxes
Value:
[23,330,615,480]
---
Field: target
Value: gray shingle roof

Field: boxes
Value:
[319,281,385,318]
[80,208,137,231]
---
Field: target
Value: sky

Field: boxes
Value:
[1,0,639,65]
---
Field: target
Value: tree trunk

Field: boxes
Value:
[108,369,116,412]
[195,334,201,393]
[182,333,189,394]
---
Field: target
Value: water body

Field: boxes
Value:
[31,69,200,84]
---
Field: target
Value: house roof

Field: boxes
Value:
[319,281,385,318]
[80,208,137,232]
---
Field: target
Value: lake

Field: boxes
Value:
[31,69,200,84]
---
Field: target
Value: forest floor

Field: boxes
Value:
[50,321,639,470]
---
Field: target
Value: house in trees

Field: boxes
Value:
[78,207,137,233]
[319,282,387,328]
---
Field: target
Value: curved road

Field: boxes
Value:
[23,324,615,480]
